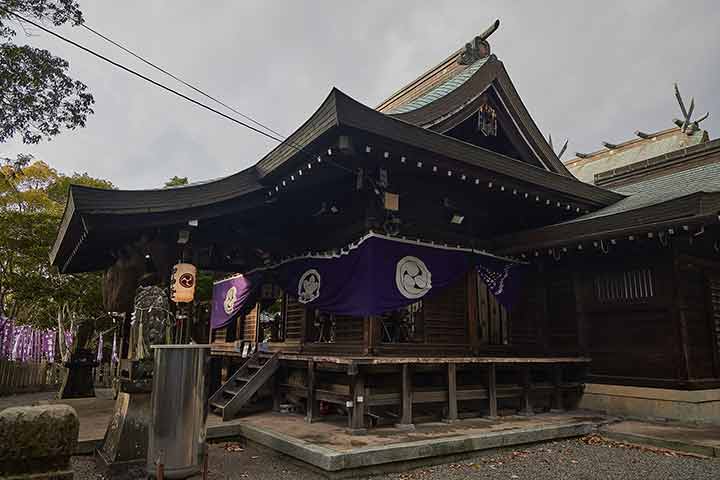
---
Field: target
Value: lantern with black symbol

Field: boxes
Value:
[170,263,197,303]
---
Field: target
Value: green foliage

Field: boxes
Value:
[0,156,113,327]
[47,171,114,205]
[164,176,189,188]
[0,0,93,144]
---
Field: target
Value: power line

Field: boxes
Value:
[80,22,287,140]
[3,8,363,185]
[0,7,285,144]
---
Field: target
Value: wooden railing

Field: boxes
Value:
[0,360,64,396]
[0,360,115,396]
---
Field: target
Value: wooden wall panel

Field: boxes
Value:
[423,277,468,345]
[240,305,258,342]
[588,310,676,379]
[285,295,306,341]
[710,273,720,374]
[508,270,543,348]
[677,264,716,379]
[333,315,364,344]
[546,275,578,352]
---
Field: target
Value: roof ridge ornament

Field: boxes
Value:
[458,19,500,65]
[548,134,569,159]
[673,83,709,135]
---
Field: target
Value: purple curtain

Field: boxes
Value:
[210,234,524,329]
[210,274,261,330]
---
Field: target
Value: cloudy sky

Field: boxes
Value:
[2,1,719,189]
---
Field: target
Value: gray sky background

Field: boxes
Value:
[2,1,719,189]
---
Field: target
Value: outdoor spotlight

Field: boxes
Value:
[188,219,199,227]
[451,214,465,225]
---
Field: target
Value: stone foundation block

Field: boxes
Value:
[0,405,79,479]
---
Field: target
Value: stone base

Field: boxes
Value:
[235,415,597,473]
[0,405,78,480]
[97,390,152,465]
[579,383,720,425]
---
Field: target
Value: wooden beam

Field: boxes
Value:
[305,359,318,423]
[445,363,459,422]
[487,363,498,419]
[397,364,414,429]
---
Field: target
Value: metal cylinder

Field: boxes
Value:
[147,344,210,479]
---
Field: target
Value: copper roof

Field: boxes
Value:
[565,126,709,184]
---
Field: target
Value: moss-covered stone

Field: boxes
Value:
[0,405,78,479]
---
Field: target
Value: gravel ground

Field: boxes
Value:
[72,435,720,480]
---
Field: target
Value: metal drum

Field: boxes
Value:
[147,344,210,478]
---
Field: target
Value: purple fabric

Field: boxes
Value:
[273,236,521,316]
[210,274,259,329]
[111,330,118,364]
[210,235,523,327]
[0,316,60,362]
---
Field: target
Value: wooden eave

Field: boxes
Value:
[385,57,571,177]
[491,192,720,255]
[51,88,621,273]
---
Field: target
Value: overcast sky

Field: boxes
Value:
[2,1,719,189]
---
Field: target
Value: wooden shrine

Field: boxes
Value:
[49,20,720,429]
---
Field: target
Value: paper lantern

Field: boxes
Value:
[171,263,197,303]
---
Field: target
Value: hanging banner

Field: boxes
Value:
[210,233,524,329]
[210,274,260,330]
[273,234,523,316]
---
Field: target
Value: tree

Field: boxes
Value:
[1,0,94,144]
[0,154,113,328]
[164,176,189,188]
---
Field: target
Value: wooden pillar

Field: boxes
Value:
[551,364,564,412]
[305,360,318,423]
[364,316,380,355]
[272,368,282,412]
[350,369,366,434]
[397,364,414,429]
[445,363,458,422]
[519,365,533,416]
[467,273,480,354]
[487,363,498,419]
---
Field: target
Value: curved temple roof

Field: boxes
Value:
[51,22,629,273]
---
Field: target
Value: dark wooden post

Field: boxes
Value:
[519,365,533,416]
[551,364,564,412]
[397,364,414,429]
[305,360,318,423]
[467,273,480,354]
[272,368,282,412]
[363,316,380,355]
[350,369,366,434]
[445,363,459,422]
[487,363,498,419]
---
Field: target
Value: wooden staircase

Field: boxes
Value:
[209,350,280,421]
